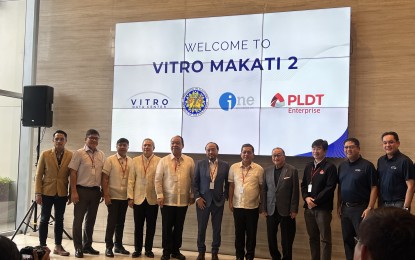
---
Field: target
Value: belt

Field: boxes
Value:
[344,202,367,207]
[76,185,100,190]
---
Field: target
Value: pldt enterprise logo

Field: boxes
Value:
[270,92,324,114]
[219,92,255,111]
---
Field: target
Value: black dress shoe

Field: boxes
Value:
[161,254,170,260]
[75,248,84,258]
[105,248,114,257]
[114,246,130,255]
[212,253,219,260]
[145,251,155,258]
[196,252,205,260]
[132,251,142,258]
[171,252,186,260]
[83,246,100,255]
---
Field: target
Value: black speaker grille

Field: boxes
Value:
[22,85,54,127]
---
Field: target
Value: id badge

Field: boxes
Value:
[210,182,215,189]
[91,167,96,176]
[239,186,244,194]
[308,184,312,192]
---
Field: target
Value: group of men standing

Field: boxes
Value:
[34,129,414,260]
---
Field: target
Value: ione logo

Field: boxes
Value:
[271,93,325,107]
[219,92,255,111]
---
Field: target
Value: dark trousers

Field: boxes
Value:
[304,208,332,260]
[133,199,159,252]
[233,207,259,259]
[72,186,101,250]
[39,195,67,246]
[160,205,188,256]
[196,202,224,253]
[105,199,129,249]
[266,209,296,260]
[340,204,366,260]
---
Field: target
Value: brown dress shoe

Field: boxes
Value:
[53,245,70,256]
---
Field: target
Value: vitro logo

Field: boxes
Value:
[219,92,255,111]
[271,93,324,107]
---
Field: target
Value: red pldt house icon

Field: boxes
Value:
[271,93,285,107]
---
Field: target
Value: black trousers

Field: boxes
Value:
[266,209,296,260]
[72,186,101,250]
[105,199,129,249]
[133,199,159,252]
[39,195,67,246]
[233,207,259,259]
[340,204,366,260]
[160,205,188,256]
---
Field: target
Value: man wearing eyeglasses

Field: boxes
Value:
[337,138,377,260]
[260,147,299,260]
[69,129,105,258]
[35,130,73,256]
[377,131,415,210]
[228,144,264,260]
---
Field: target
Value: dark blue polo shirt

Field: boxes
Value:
[377,150,415,202]
[338,156,377,203]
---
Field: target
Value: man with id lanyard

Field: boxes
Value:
[228,143,264,260]
[69,129,105,258]
[128,138,161,258]
[301,139,337,260]
[155,135,195,260]
[193,142,230,260]
[102,138,133,257]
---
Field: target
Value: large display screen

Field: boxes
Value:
[112,7,351,157]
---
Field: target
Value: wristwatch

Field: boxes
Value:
[403,207,409,211]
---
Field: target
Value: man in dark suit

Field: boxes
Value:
[260,147,299,260]
[193,142,230,260]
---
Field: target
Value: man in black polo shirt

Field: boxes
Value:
[377,131,415,210]
[337,138,378,260]
[301,139,337,260]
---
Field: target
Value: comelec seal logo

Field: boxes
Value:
[183,87,209,117]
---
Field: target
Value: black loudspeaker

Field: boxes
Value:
[22,85,54,127]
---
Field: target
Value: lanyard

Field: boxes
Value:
[241,166,251,184]
[310,166,321,184]
[210,161,218,182]
[86,150,95,168]
[117,156,128,179]
[142,154,154,176]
